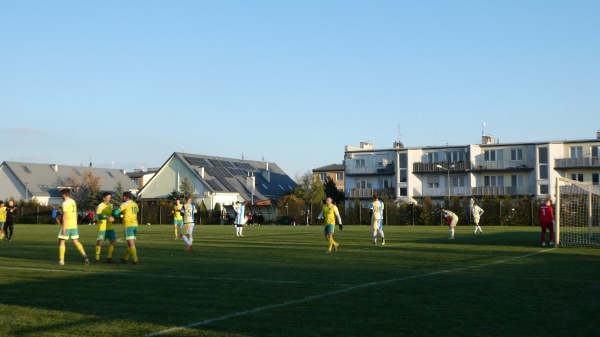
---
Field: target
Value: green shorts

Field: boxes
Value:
[58,228,79,240]
[324,224,335,235]
[97,229,116,241]
[174,220,183,227]
[124,226,138,240]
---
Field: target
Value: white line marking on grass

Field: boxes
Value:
[144,248,555,337]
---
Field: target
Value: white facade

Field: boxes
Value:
[344,135,600,205]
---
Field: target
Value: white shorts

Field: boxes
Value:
[181,223,195,235]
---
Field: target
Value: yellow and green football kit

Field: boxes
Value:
[0,206,6,240]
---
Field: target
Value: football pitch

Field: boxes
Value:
[0,224,599,337]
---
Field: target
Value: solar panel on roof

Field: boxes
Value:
[210,159,225,167]
[204,166,219,177]
[222,161,235,168]
[206,179,224,191]
[185,157,210,167]
[219,178,237,192]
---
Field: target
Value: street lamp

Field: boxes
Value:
[435,165,454,198]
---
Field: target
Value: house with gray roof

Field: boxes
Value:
[0,161,139,205]
[138,152,297,210]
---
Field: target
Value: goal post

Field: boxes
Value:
[555,177,600,247]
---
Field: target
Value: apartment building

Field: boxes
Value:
[344,132,600,205]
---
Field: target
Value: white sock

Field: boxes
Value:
[478,226,482,233]
[379,230,385,239]
[182,236,190,246]
[189,237,193,245]
[236,227,240,236]
[450,228,455,238]
[240,228,243,235]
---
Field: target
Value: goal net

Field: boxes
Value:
[556,177,600,247]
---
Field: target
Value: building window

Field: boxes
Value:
[484,175,504,187]
[570,146,583,158]
[593,146,599,158]
[399,153,407,182]
[400,187,407,196]
[571,173,584,182]
[511,175,524,187]
[452,177,465,187]
[540,184,549,194]
[21,165,32,173]
[538,147,548,180]
[511,149,523,161]
[447,151,465,162]
[427,152,439,163]
[336,172,344,181]
[593,173,599,185]
[261,183,268,190]
[319,173,327,181]
[428,176,439,189]
[484,150,497,162]
[355,159,365,167]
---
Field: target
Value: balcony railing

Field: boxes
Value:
[472,160,531,170]
[412,161,471,172]
[413,187,468,197]
[345,166,395,175]
[555,157,600,168]
[413,186,529,197]
[346,188,395,198]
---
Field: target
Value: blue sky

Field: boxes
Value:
[1,0,599,178]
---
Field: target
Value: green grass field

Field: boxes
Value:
[0,224,599,337]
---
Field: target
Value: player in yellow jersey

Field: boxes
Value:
[172,198,183,240]
[317,197,343,253]
[57,189,90,265]
[0,201,6,241]
[114,191,140,265]
[95,192,116,263]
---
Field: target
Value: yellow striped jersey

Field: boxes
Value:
[62,198,78,229]
[119,200,139,227]
[96,202,114,231]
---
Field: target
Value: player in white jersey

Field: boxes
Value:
[370,194,385,245]
[233,201,247,237]
[472,202,484,234]
[181,196,197,252]
[442,208,459,239]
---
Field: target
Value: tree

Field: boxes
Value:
[293,171,326,224]
[169,176,196,200]
[324,177,345,204]
[113,181,125,207]
[64,170,102,212]
[276,194,305,218]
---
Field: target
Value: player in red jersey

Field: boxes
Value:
[539,199,555,246]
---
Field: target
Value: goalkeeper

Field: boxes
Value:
[317,197,342,254]
[539,199,555,246]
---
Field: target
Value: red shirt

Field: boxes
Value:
[539,204,554,224]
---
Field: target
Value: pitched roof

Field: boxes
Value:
[313,163,344,172]
[1,161,138,198]
[172,152,296,201]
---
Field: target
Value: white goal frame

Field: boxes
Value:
[555,177,600,247]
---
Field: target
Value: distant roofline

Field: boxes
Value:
[344,138,600,152]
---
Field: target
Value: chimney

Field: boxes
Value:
[51,164,58,172]
[597,130,600,139]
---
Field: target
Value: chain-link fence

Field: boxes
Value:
[11,195,546,226]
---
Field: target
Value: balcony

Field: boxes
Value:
[555,157,600,169]
[345,166,395,176]
[413,187,468,197]
[471,186,529,196]
[412,186,530,197]
[412,161,471,173]
[471,160,533,172]
[346,188,395,199]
